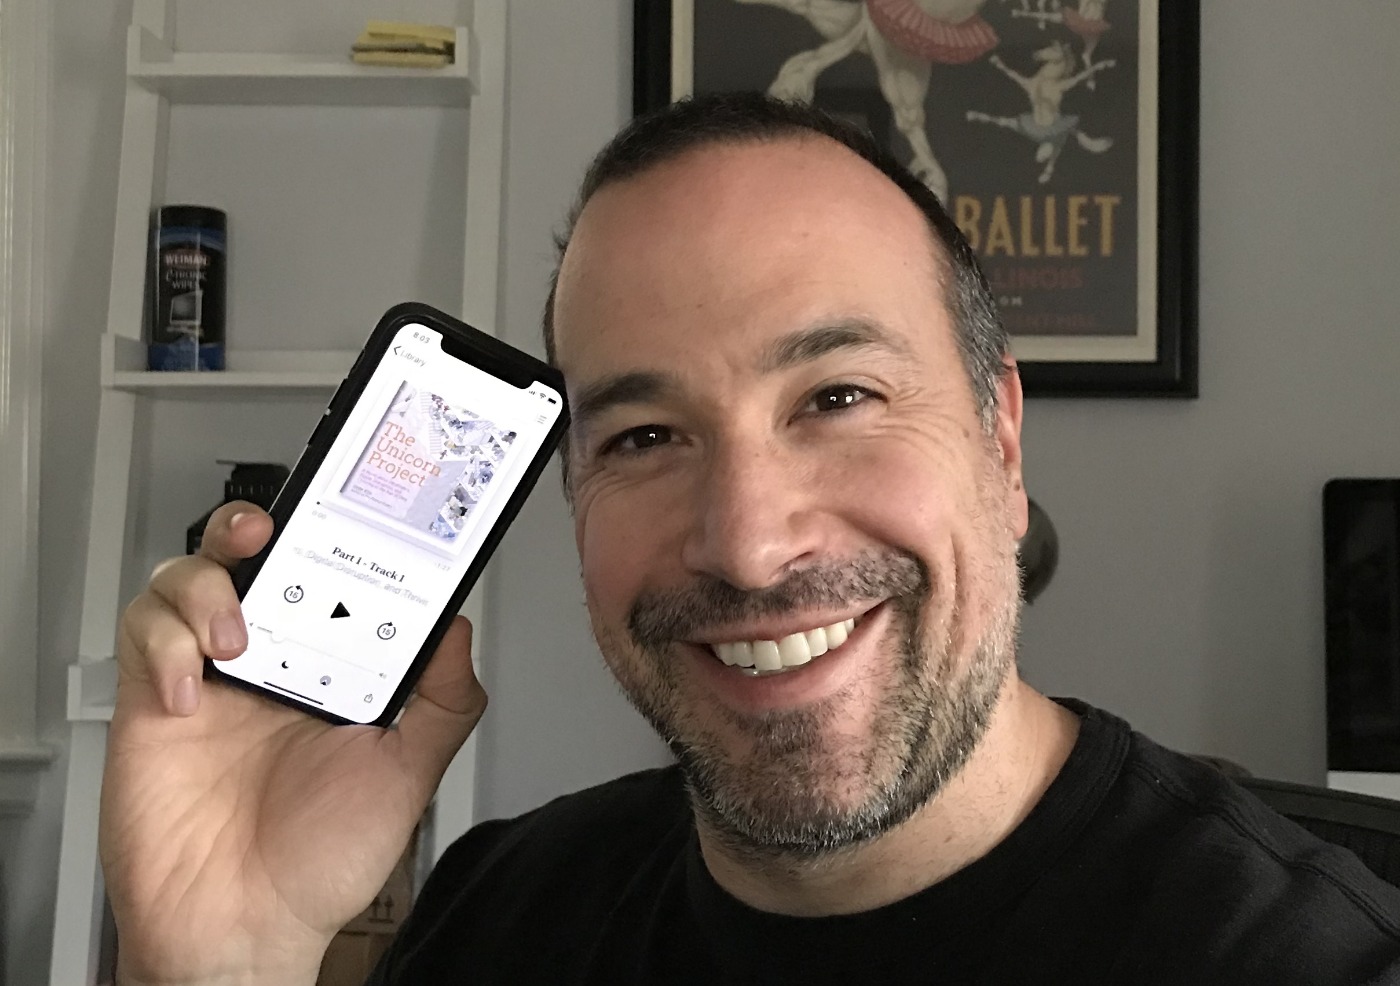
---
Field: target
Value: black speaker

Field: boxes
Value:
[1324,478,1400,774]
[185,460,289,555]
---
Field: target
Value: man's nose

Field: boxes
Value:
[679,439,824,591]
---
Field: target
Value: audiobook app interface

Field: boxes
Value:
[223,324,563,722]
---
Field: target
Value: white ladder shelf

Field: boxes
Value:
[50,2,508,981]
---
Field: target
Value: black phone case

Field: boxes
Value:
[210,302,569,727]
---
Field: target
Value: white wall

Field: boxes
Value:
[8,5,128,981]
[1017,3,1400,781]
[8,1,1400,981]
[473,2,674,823]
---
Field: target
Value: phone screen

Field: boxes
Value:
[219,322,564,723]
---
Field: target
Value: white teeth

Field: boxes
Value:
[752,640,783,671]
[714,641,754,667]
[776,632,812,667]
[710,616,862,674]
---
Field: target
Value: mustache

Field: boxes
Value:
[627,550,929,652]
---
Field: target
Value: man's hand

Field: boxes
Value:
[100,502,487,985]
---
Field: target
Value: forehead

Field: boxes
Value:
[553,135,952,381]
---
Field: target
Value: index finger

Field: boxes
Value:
[197,500,275,569]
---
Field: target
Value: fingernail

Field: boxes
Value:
[171,675,199,717]
[228,511,248,531]
[210,609,247,654]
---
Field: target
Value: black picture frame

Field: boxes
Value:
[634,0,1198,398]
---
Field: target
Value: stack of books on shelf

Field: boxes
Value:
[351,20,455,68]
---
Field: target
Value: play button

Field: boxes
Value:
[330,602,350,619]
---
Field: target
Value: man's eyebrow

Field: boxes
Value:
[567,320,910,437]
[568,370,680,437]
[758,319,914,373]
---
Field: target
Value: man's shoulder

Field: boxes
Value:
[1064,702,1392,896]
[1120,721,1395,911]
[369,770,692,981]
[1083,709,1400,981]
[433,765,690,886]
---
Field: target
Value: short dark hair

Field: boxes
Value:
[544,92,1009,485]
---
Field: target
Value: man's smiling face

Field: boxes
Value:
[552,135,1030,859]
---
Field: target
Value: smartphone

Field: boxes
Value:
[213,302,568,726]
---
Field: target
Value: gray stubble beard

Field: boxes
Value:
[608,538,1022,867]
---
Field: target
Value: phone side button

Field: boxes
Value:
[306,411,332,448]
[326,380,349,413]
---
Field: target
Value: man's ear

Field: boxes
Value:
[993,356,1029,541]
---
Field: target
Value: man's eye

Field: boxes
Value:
[806,384,876,414]
[600,424,673,457]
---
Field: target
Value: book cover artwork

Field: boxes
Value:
[340,382,517,546]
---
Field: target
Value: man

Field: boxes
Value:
[102,94,1400,985]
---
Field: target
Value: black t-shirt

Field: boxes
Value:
[368,701,1400,984]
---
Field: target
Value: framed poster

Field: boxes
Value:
[635,0,1198,397]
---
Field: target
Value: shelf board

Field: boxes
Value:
[108,369,347,395]
[104,333,354,397]
[0,743,56,818]
[68,660,118,723]
[127,25,476,107]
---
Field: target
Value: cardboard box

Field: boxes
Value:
[341,828,418,935]
[316,825,420,984]
[317,932,395,986]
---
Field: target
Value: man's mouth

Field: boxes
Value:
[707,616,861,677]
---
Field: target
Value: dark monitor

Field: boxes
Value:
[1325,479,1400,771]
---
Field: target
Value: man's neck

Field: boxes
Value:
[694,680,1081,917]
